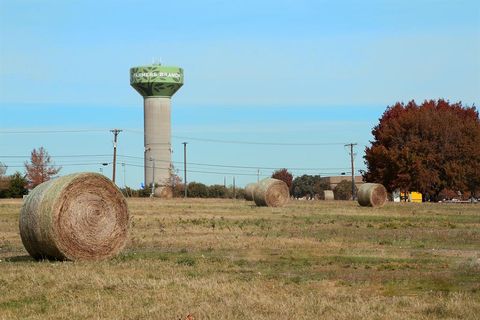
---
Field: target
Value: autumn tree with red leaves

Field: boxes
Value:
[272,168,293,190]
[363,99,480,200]
[24,147,61,189]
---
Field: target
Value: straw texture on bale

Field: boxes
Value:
[19,173,129,261]
[253,178,289,207]
[244,183,257,201]
[357,183,387,207]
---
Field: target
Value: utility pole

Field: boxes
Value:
[150,157,156,197]
[183,142,188,198]
[345,143,357,200]
[122,162,128,197]
[110,129,122,184]
[257,169,260,182]
[170,163,174,187]
[233,176,236,199]
[122,162,126,188]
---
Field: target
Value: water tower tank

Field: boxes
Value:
[130,64,184,197]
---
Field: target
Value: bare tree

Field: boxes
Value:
[0,162,6,177]
[0,162,8,194]
[24,147,61,189]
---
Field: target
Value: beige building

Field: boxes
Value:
[321,176,364,190]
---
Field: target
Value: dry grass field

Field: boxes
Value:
[0,198,479,319]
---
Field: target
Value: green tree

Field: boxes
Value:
[226,187,245,199]
[187,182,209,198]
[313,179,331,195]
[0,162,8,198]
[334,180,355,200]
[364,99,480,199]
[291,175,324,199]
[207,185,228,198]
[235,188,245,199]
[7,172,28,198]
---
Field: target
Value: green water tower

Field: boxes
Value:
[130,64,184,197]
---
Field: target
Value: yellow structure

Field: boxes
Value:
[400,191,422,203]
[410,192,422,203]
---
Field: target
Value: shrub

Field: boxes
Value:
[334,180,356,200]
[187,182,209,198]
[207,185,228,198]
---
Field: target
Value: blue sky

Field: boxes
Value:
[1,0,479,188]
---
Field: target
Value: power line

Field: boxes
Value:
[0,153,353,171]
[0,154,111,158]
[0,127,370,147]
[0,129,109,134]
[121,163,269,177]
[2,157,355,178]
[5,160,349,177]
[172,135,347,146]
[181,161,350,171]
[5,162,112,168]
[0,127,364,147]
[0,128,366,185]
[123,129,349,146]
[115,155,350,171]
[121,162,348,177]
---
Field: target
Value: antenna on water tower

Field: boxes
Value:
[152,57,162,65]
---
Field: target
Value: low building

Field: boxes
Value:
[321,175,364,190]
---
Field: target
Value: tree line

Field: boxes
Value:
[118,170,354,200]
[120,182,246,199]
[2,99,477,201]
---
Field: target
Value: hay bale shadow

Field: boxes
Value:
[4,255,35,263]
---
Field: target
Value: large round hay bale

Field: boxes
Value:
[244,183,257,201]
[357,183,387,207]
[253,178,289,207]
[19,173,129,261]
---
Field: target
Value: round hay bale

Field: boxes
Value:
[357,183,387,207]
[322,190,334,201]
[253,178,289,207]
[19,173,129,261]
[244,183,257,201]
